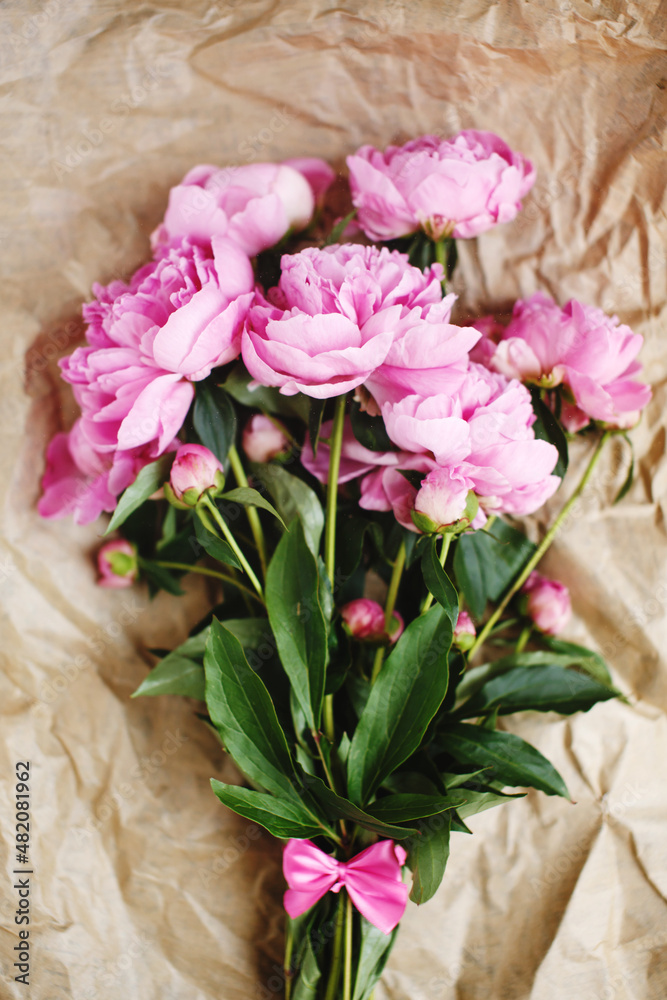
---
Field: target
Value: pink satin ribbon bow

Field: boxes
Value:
[283,839,409,935]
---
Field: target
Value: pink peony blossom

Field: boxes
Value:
[97,539,138,589]
[359,456,437,533]
[347,130,535,242]
[243,244,447,399]
[488,293,651,428]
[169,444,224,505]
[522,571,571,635]
[151,162,317,257]
[340,598,403,643]
[242,414,289,464]
[283,157,337,203]
[413,466,475,531]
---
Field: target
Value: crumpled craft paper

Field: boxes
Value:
[1,2,666,998]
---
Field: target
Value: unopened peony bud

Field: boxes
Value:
[521,571,571,635]
[242,414,289,464]
[412,468,478,535]
[165,444,225,509]
[97,539,138,589]
[340,599,403,643]
[453,610,476,650]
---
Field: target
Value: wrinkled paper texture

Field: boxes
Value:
[1,1,666,998]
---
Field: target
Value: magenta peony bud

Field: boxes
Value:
[340,599,403,643]
[97,539,138,589]
[242,414,289,464]
[166,444,225,508]
[453,610,476,650]
[521,571,571,635]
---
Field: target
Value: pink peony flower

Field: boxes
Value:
[97,539,138,589]
[283,157,337,203]
[522,571,571,635]
[359,455,437,533]
[340,598,403,643]
[242,414,289,464]
[168,444,224,506]
[347,130,536,242]
[488,293,652,428]
[412,466,476,531]
[151,162,317,257]
[453,610,476,650]
[243,244,447,399]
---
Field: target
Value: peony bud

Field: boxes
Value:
[97,539,138,589]
[340,599,403,644]
[453,610,476,650]
[412,467,478,535]
[521,571,571,635]
[242,414,289,464]
[165,444,225,509]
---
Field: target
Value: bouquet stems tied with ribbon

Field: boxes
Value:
[39,132,651,999]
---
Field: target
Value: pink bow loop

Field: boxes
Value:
[283,839,408,935]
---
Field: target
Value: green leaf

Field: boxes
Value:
[300,769,418,840]
[421,537,459,630]
[220,487,286,527]
[444,785,524,819]
[365,793,454,824]
[132,654,205,700]
[292,931,322,1000]
[223,363,310,421]
[194,514,242,569]
[453,520,536,620]
[529,387,569,479]
[347,605,452,805]
[204,618,297,798]
[456,664,618,718]
[406,812,451,904]
[540,636,613,687]
[439,723,570,799]
[456,649,614,704]
[193,382,237,465]
[352,920,398,1000]
[259,464,324,556]
[210,780,330,839]
[265,521,328,730]
[324,208,357,246]
[106,454,173,534]
[613,434,635,504]
[308,398,326,457]
[350,400,394,453]
[137,557,185,596]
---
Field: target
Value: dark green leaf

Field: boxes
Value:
[365,793,454,824]
[223,363,309,421]
[258,464,324,556]
[193,382,237,465]
[456,664,618,718]
[421,537,459,630]
[456,649,615,704]
[352,921,398,1000]
[529,387,569,479]
[106,454,173,534]
[194,514,242,569]
[132,654,205,699]
[324,209,357,246]
[300,769,418,839]
[265,521,328,730]
[292,932,322,1000]
[220,486,286,527]
[444,785,524,819]
[347,605,452,805]
[350,400,394,453]
[453,520,536,620]
[439,723,570,798]
[210,780,331,839]
[204,618,297,798]
[137,557,185,596]
[541,636,613,687]
[405,813,451,904]
[308,398,326,457]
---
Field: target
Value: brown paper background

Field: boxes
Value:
[1,1,666,997]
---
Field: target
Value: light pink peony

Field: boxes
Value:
[340,598,404,643]
[413,466,475,530]
[151,162,318,257]
[522,571,571,635]
[359,456,437,533]
[242,414,289,464]
[97,539,138,589]
[243,244,447,399]
[169,444,224,505]
[283,157,337,203]
[487,293,652,428]
[347,130,536,242]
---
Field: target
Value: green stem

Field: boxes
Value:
[323,395,347,744]
[420,532,452,614]
[434,238,446,270]
[154,562,264,606]
[284,918,294,1000]
[343,892,353,1000]
[371,540,407,684]
[227,444,268,578]
[199,494,264,602]
[324,895,346,1000]
[468,431,611,659]
[515,625,532,654]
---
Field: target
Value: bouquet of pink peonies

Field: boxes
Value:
[39,131,650,999]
